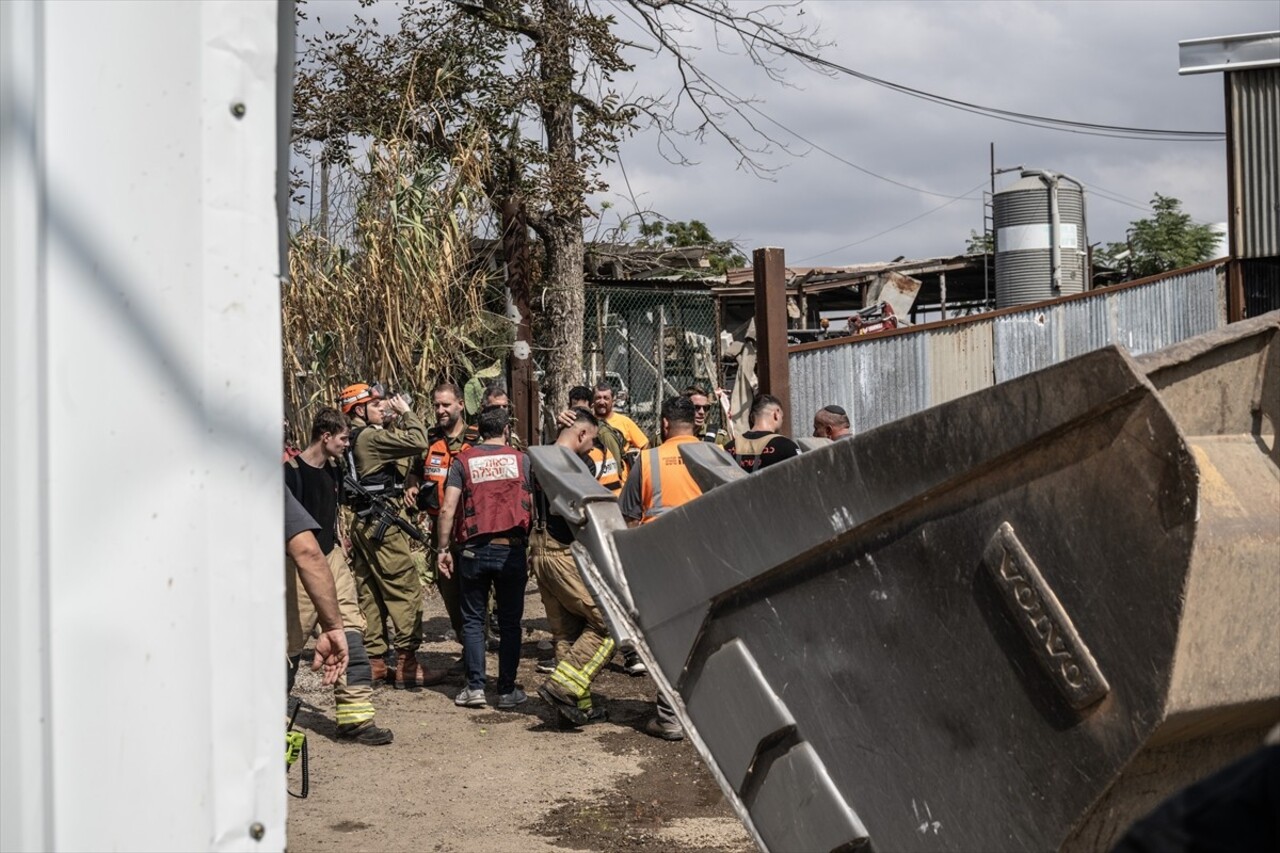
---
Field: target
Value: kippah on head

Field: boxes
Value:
[822,404,847,417]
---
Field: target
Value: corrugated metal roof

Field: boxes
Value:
[1230,67,1280,259]
[789,263,1227,435]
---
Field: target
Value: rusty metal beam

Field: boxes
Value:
[753,247,791,436]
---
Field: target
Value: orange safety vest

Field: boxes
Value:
[588,444,623,492]
[638,435,703,524]
[422,425,478,517]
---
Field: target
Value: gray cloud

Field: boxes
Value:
[595,0,1276,264]
[296,0,1277,264]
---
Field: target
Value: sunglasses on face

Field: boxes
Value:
[693,404,711,412]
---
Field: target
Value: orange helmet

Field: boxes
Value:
[339,382,382,414]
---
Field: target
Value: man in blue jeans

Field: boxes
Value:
[436,405,533,710]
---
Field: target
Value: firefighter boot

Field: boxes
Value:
[537,679,588,727]
[370,656,390,684]
[336,720,395,746]
[394,650,448,690]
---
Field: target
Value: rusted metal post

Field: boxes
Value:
[502,198,537,446]
[753,247,791,437]
[1223,73,1245,323]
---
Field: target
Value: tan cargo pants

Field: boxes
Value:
[529,529,614,708]
[286,547,376,726]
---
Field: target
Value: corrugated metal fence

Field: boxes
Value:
[790,262,1226,435]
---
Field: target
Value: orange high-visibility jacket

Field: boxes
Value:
[638,435,703,524]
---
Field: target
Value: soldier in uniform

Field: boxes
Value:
[340,382,444,689]
[410,381,478,669]
[618,395,706,740]
[532,407,614,727]
[684,385,731,446]
[285,408,392,744]
[436,406,533,710]
[480,382,528,451]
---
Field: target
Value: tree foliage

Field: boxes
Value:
[1102,194,1219,280]
[292,0,827,411]
[964,228,993,256]
[637,218,746,273]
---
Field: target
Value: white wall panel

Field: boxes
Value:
[2,1,285,850]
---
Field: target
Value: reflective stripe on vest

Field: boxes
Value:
[423,428,477,516]
[589,445,622,492]
[639,437,703,524]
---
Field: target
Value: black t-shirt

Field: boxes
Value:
[284,490,320,542]
[726,430,801,473]
[532,451,594,545]
[284,457,342,554]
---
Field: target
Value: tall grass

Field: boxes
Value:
[283,128,510,439]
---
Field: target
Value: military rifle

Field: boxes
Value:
[340,463,428,546]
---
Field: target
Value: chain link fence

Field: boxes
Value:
[582,284,724,438]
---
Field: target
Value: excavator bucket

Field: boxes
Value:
[529,312,1280,852]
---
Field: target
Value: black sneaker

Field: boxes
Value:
[536,658,559,674]
[622,650,648,676]
[336,720,395,746]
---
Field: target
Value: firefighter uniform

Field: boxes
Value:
[531,483,614,726]
[286,549,377,722]
[419,423,479,640]
[347,409,431,675]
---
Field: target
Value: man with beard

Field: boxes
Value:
[410,382,479,668]
[592,383,648,458]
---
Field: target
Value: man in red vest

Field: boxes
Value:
[436,405,533,710]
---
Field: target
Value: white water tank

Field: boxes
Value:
[994,171,1088,308]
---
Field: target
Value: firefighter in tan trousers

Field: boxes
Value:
[341,382,445,689]
[533,406,615,726]
[285,407,393,744]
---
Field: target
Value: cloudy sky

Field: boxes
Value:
[300,0,1278,265]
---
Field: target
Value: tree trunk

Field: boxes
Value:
[502,197,537,447]
[536,0,584,416]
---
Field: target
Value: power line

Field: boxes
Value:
[608,0,974,200]
[796,181,987,263]
[673,1,1225,142]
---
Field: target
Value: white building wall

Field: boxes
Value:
[1,2,287,850]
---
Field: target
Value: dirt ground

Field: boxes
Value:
[287,579,754,853]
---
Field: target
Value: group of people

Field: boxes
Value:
[283,376,853,746]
